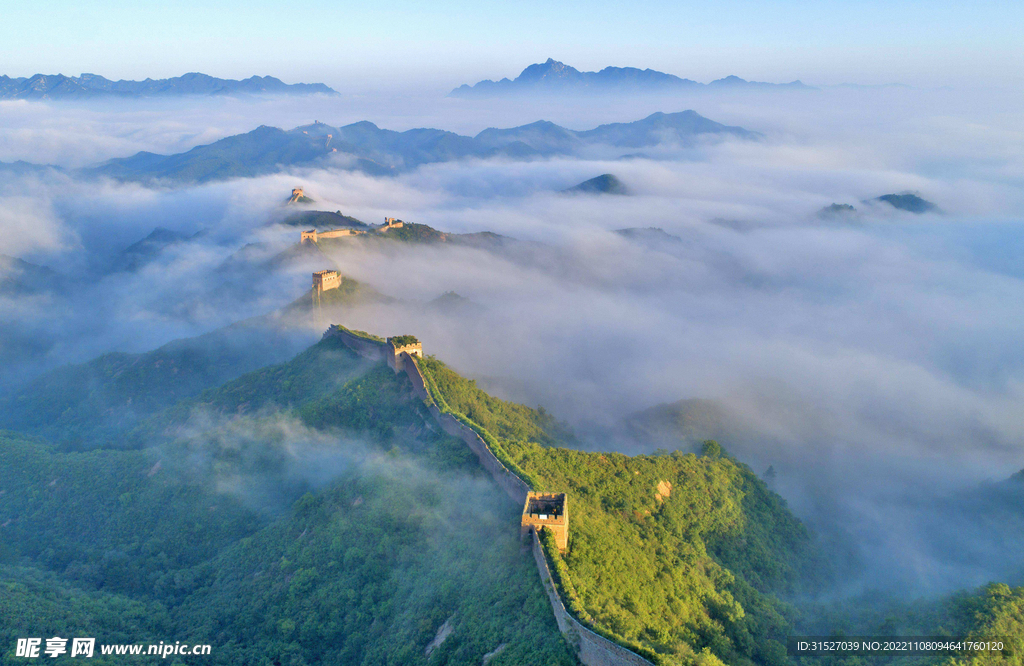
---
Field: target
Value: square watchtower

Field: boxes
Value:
[312,270,341,292]
[521,492,568,552]
[385,335,422,372]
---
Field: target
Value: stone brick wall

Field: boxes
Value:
[323,327,386,360]
[318,228,364,239]
[300,228,366,243]
[398,353,529,504]
[530,531,654,666]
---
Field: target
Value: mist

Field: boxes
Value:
[2,82,1023,599]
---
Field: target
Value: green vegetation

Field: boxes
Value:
[793,582,1024,666]
[623,398,732,451]
[0,431,262,597]
[0,340,574,665]
[563,173,629,195]
[0,566,172,665]
[946,584,1024,665]
[132,335,369,444]
[387,334,420,347]
[418,355,809,666]
[329,324,385,343]
[816,203,857,219]
[174,464,575,666]
[281,210,367,229]
[417,356,545,489]
[377,222,449,244]
[9,329,1019,666]
[0,323,304,449]
[285,276,391,314]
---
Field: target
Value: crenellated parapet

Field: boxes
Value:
[312,270,341,292]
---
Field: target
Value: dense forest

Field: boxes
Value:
[416,355,1024,665]
[0,339,574,665]
[1,331,1022,665]
[419,356,808,665]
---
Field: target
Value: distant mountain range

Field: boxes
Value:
[86,110,757,184]
[0,72,336,100]
[451,58,814,97]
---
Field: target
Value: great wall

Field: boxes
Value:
[321,320,656,666]
[300,215,404,244]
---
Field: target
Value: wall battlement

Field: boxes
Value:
[301,228,366,243]
[289,187,313,204]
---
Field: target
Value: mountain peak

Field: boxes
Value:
[517,58,582,83]
[562,173,629,195]
[451,60,816,97]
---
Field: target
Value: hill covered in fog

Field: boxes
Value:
[0,72,336,99]
[87,110,758,183]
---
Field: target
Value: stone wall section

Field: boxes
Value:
[398,353,529,505]
[323,327,386,360]
[530,531,654,666]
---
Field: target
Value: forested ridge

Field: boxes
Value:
[1,335,1021,665]
[0,338,573,665]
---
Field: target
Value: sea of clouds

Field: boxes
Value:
[1,83,1023,595]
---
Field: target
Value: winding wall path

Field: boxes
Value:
[326,327,654,666]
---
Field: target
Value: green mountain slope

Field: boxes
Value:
[417,356,810,665]
[7,323,1023,665]
[0,320,311,449]
[280,210,369,229]
[0,432,262,597]
[0,337,576,665]
[174,462,575,666]
[0,273,387,449]
[0,566,172,666]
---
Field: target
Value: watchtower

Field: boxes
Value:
[312,270,341,292]
[521,492,568,552]
[311,270,341,321]
[385,335,422,372]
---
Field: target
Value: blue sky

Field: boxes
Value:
[3,0,1021,88]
